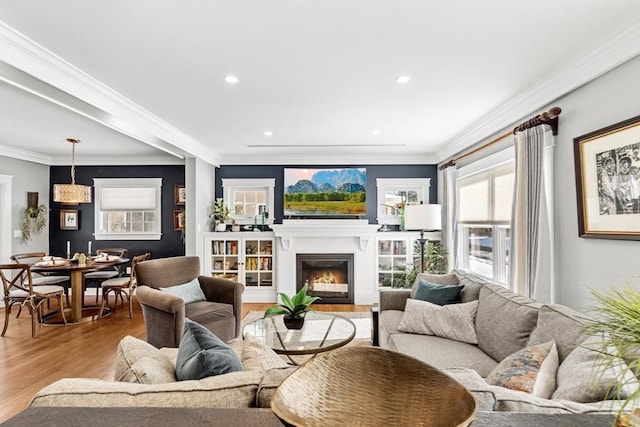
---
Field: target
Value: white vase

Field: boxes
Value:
[216,223,227,232]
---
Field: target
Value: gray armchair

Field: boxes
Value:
[135,256,244,348]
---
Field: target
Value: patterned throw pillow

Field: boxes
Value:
[175,319,243,381]
[413,279,463,305]
[160,278,206,304]
[397,298,479,344]
[241,333,288,371]
[486,341,559,399]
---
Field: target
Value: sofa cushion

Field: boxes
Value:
[527,304,589,363]
[176,319,243,381]
[413,279,463,305]
[552,335,640,403]
[441,367,497,412]
[114,336,176,384]
[486,341,559,399]
[475,284,540,362]
[241,333,288,372]
[410,273,459,299]
[160,278,206,304]
[397,298,478,344]
[388,333,498,377]
[255,367,298,408]
[452,269,488,302]
[378,309,405,348]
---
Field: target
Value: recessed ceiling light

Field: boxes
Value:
[371,130,381,136]
[223,75,239,84]
[395,75,411,84]
[264,131,273,137]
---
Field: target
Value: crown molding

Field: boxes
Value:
[0,22,221,166]
[220,152,438,165]
[50,156,186,166]
[436,22,640,164]
[0,144,51,165]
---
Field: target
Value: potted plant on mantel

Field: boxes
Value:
[264,284,320,329]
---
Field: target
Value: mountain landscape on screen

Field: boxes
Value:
[284,168,366,217]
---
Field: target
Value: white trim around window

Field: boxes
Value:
[376,178,431,225]
[93,178,163,240]
[222,178,276,225]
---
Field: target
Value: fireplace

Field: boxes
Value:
[296,253,354,304]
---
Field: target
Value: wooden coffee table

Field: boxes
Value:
[243,312,356,364]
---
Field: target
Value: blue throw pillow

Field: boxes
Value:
[413,279,463,305]
[175,319,243,381]
[160,278,206,304]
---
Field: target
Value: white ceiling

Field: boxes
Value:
[1,1,639,166]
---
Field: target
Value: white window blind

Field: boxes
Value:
[100,187,156,210]
[458,163,514,223]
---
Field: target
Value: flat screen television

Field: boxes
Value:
[283,168,366,218]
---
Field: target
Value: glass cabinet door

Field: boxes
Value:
[377,237,409,288]
[210,238,240,282]
[244,238,273,287]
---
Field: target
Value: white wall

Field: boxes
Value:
[552,56,640,311]
[0,156,51,257]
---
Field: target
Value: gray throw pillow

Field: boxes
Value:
[414,279,463,305]
[175,319,243,381]
[410,273,459,299]
[160,278,206,304]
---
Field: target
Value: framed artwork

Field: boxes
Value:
[60,209,79,230]
[174,185,186,206]
[173,210,185,231]
[573,115,640,240]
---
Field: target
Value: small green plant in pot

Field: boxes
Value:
[264,284,320,329]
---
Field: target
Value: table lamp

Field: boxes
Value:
[403,204,442,272]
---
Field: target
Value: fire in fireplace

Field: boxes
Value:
[296,253,354,304]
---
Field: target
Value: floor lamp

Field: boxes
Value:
[403,204,442,272]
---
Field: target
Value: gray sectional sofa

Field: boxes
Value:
[378,269,637,414]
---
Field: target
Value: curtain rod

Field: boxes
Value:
[439,106,562,170]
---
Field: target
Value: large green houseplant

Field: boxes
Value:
[585,283,640,424]
[264,284,320,329]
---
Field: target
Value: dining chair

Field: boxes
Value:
[84,248,127,303]
[98,252,150,319]
[11,252,71,306]
[1,263,68,337]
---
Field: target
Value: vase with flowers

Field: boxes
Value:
[209,198,230,232]
[382,195,406,231]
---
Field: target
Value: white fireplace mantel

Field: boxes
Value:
[271,220,381,251]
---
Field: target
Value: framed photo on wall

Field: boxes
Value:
[573,115,640,240]
[173,210,185,231]
[174,185,186,206]
[60,209,79,230]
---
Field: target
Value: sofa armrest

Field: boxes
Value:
[136,285,185,348]
[29,371,264,409]
[379,290,410,312]
[198,276,245,338]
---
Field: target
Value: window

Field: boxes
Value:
[456,149,514,283]
[93,178,162,240]
[376,178,431,225]
[222,178,275,225]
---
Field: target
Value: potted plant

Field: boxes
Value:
[584,283,640,425]
[21,204,48,243]
[209,198,230,232]
[264,284,320,329]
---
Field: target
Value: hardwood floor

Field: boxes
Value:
[0,297,370,422]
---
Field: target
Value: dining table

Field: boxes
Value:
[31,256,130,323]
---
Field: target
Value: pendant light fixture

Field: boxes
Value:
[53,138,92,204]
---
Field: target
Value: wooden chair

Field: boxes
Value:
[84,248,127,303]
[98,252,150,319]
[11,252,71,306]
[1,263,68,337]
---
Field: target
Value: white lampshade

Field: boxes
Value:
[404,204,441,231]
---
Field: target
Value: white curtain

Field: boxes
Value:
[510,126,555,301]
[439,164,458,272]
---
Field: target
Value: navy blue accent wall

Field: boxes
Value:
[49,165,185,260]
[215,164,437,224]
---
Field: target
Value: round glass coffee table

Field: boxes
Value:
[243,311,356,364]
